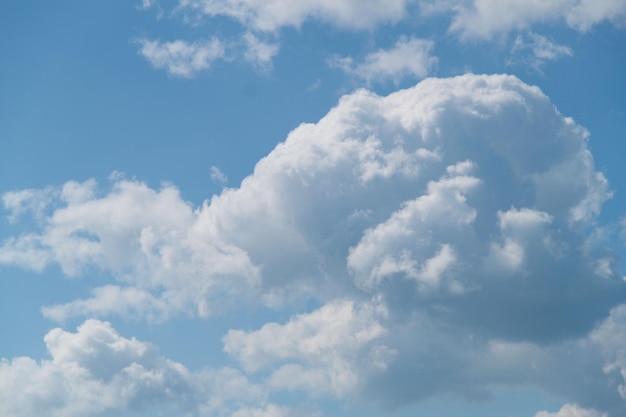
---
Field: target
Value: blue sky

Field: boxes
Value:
[1,1,626,417]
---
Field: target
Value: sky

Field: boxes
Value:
[1,1,626,417]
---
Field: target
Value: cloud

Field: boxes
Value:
[432,0,626,39]
[0,178,261,321]
[2,74,620,327]
[2,74,626,413]
[591,304,626,400]
[0,320,264,417]
[41,285,171,323]
[565,0,626,31]
[242,33,280,70]
[177,0,409,32]
[1,185,59,224]
[211,165,229,185]
[136,34,281,77]
[347,167,479,292]
[230,404,319,417]
[329,37,437,85]
[137,38,225,77]
[509,32,573,71]
[223,299,394,398]
[137,0,626,76]
[535,404,607,417]
[137,1,411,75]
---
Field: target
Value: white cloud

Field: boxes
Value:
[329,37,437,85]
[2,184,64,224]
[0,320,264,417]
[211,165,229,185]
[178,0,409,32]
[509,32,573,70]
[231,404,319,417]
[41,285,170,323]
[347,166,479,291]
[0,178,261,321]
[2,74,625,413]
[433,0,626,39]
[1,74,618,329]
[223,299,393,398]
[138,38,225,77]
[136,0,626,75]
[565,0,626,31]
[242,32,280,70]
[137,34,282,77]
[535,404,607,417]
[138,0,157,10]
[591,304,626,399]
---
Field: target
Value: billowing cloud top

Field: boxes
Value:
[2,73,619,325]
[2,74,626,415]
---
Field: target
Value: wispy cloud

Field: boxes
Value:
[242,32,279,71]
[328,37,437,85]
[137,38,225,78]
[535,403,607,417]
[177,0,409,32]
[508,32,573,71]
[210,165,228,185]
[137,34,281,77]
[432,0,626,40]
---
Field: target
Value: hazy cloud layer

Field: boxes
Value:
[2,74,626,414]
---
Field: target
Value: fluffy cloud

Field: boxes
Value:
[223,299,394,398]
[166,0,626,36]
[137,38,225,77]
[329,37,437,85]
[2,74,621,327]
[0,320,264,417]
[2,74,625,413]
[0,178,261,321]
[535,404,607,417]
[431,0,626,39]
[177,0,409,32]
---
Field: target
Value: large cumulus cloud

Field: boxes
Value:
[2,74,626,414]
[2,74,620,325]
